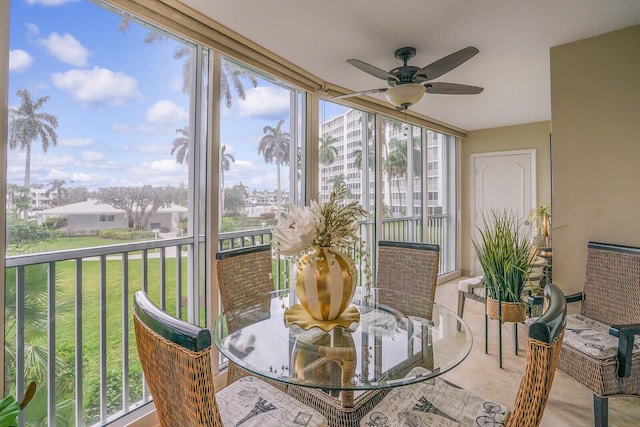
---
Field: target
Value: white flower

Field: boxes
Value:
[272,204,319,256]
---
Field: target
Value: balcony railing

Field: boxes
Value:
[4,215,449,426]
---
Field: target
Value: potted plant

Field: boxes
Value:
[472,209,536,322]
[528,204,551,249]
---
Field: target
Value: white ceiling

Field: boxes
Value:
[179,0,640,131]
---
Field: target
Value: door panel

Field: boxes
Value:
[471,150,536,275]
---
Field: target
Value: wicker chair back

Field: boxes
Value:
[133,291,222,427]
[376,241,440,319]
[215,244,279,386]
[582,242,640,326]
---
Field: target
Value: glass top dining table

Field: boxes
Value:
[213,287,472,399]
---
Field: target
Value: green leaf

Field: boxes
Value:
[0,395,20,427]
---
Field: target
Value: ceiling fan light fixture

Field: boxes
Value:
[384,83,425,108]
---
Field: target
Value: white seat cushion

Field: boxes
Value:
[562,314,640,360]
[457,276,484,293]
[526,314,640,360]
[360,367,510,427]
[217,376,328,426]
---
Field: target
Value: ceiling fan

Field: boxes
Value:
[335,46,483,110]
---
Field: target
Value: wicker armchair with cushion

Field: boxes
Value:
[360,284,567,427]
[554,242,640,427]
[132,290,328,427]
[215,245,278,386]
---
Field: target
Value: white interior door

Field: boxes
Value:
[471,149,536,275]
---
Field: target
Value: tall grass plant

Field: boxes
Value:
[472,209,536,303]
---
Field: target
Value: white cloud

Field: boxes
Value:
[137,143,172,154]
[81,151,105,161]
[59,137,93,147]
[144,159,184,173]
[52,67,141,107]
[25,23,39,37]
[238,86,290,119]
[224,160,279,191]
[26,0,79,6]
[38,32,90,66]
[9,50,34,72]
[146,100,188,126]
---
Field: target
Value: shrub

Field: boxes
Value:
[97,229,154,240]
[43,216,68,229]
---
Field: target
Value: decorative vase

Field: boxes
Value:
[295,246,356,321]
[486,296,526,323]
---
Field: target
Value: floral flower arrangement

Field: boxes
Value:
[271,184,371,287]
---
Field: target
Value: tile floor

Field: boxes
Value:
[435,277,640,427]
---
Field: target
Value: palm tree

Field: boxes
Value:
[258,119,290,211]
[171,127,189,164]
[319,135,338,166]
[47,179,67,206]
[8,89,59,190]
[386,136,421,213]
[331,174,351,196]
[353,140,375,170]
[120,21,258,107]
[220,145,235,214]
[4,235,72,424]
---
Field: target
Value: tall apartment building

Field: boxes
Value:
[319,109,447,218]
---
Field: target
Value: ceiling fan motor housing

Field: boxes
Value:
[389,47,428,86]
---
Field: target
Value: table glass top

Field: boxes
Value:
[213,287,472,391]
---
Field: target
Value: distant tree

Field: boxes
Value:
[353,139,375,170]
[8,89,59,190]
[6,184,31,217]
[258,119,290,209]
[66,186,90,204]
[220,145,235,215]
[386,136,421,210]
[95,186,177,231]
[5,213,58,252]
[47,179,68,206]
[174,183,188,206]
[331,174,347,192]
[224,184,246,215]
[170,127,189,164]
[319,135,338,166]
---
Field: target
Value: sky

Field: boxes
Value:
[7,0,348,195]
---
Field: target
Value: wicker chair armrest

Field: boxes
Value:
[564,292,583,303]
[609,324,640,378]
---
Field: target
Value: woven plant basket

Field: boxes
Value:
[486,297,526,322]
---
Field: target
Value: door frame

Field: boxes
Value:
[470,149,537,275]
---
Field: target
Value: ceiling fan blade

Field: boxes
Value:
[347,59,400,82]
[333,88,388,99]
[414,46,479,81]
[424,82,484,95]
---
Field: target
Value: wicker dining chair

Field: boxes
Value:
[554,242,640,427]
[215,244,276,386]
[132,291,328,427]
[359,283,567,427]
[376,241,440,319]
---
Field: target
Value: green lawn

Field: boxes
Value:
[8,235,191,422]
[8,235,147,256]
